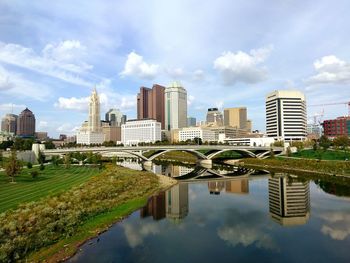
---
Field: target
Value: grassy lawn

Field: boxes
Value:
[0,165,100,214]
[291,149,350,160]
[0,165,162,262]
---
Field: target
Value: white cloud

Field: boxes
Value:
[0,65,51,100]
[187,95,195,106]
[319,212,350,240]
[307,55,350,85]
[213,46,272,85]
[0,103,26,112]
[56,123,79,134]
[119,51,159,79]
[192,69,205,81]
[123,222,160,248]
[55,96,89,111]
[166,67,185,79]
[0,41,92,86]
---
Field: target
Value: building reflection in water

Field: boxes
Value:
[208,179,249,195]
[268,176,310,226]
[141,183,189,221]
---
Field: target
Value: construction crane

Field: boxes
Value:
[309,101,350,117]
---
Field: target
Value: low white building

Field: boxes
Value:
[224,137,275,147]
[121,119,161,146]
[178,127,216,142]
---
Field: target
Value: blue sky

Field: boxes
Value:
[0,0,349,137]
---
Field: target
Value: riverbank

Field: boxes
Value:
[238,158,350,179]
[0,164,176,262]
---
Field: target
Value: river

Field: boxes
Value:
[68,159,350,263]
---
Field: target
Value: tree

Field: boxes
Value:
[319,135,331,151]
[333,135,350,150]
[64,154,71,169]
[51,155,61,166]
[0,151,3,167]
[37,150,45,165]
[5,150,21,183]
[286,146,292,157]
[269,148,275,159]
[44,141,56,149]
[193,137,202,145]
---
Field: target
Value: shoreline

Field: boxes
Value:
[28,172,177,263]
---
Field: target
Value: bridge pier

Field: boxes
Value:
[197,159,212,169]
[142,160,153,171]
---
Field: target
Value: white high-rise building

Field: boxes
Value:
[165,82,187,131]
[268,176,310,226]
[266,90,307,141]
[76,88,105,145]
[121,119,161,146]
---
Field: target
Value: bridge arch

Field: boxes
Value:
[148,149,208,161]
[206,149,257,160]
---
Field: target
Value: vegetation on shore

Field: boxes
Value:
[0,165,162,262]
[242,157,350,176]
[291,149,349,161]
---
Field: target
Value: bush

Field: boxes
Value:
[30,171,39,178]
[39,164,45,171]
[27,162,33,169]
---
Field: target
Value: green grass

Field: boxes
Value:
[291,149,350,160]
[0,165,100,214]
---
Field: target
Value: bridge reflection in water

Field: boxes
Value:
[118,159,311,227]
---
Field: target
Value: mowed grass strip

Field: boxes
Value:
[0,165,100,214]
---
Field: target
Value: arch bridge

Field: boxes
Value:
[43,145,284,165]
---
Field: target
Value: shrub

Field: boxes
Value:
[27,162,33,169]
[39,164,45,171]
[30,171,39,178]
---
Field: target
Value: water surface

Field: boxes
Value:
[68,161,350,263]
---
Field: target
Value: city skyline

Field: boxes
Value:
[0,1,350,137]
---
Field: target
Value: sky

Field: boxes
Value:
[0,0,349,138]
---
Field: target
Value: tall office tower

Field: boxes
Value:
[246,119,252,132]
[165,183,189,220]
[268,176,310,226]
[224,107,248,129]
[76,88,104,145]
[206,108,224,126]
[266,90,307,141]
[140,192,166,221]
[105,108,126,127]
[165,82,187,131]
[17,108,36,137]
[187,117,196,127]
[137,84,165,129]
[1,114,18,134]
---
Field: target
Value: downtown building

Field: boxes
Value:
[121,119,161,146]
[206,108,223,126]
[137,84,165,129]
[224,107,252,132]
[1,113,18,134]
[177,127,216,143]
[17,108,36,137]
[266,90,307,141]
[76,88,104,145]
[165,82,187,131]
[322,116,350,138]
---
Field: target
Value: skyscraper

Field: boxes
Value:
[165,82,187,131]
[166,183,189,220]
[1,114,18,134]
[76,88,104,145]
[137,84,165,129]
[17,108,35,137]
[268,176,310,226]
[187,117,196,127]
[206,108,223,126]
[266,90,307,141]
[105,108,126,127]
[224,107,248,129]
